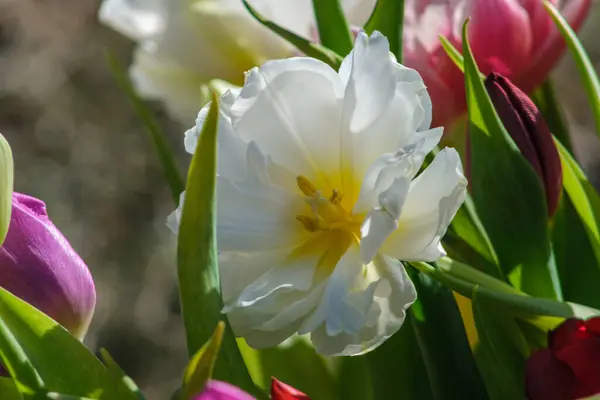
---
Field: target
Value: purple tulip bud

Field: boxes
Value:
[0,193,96,338]
[193,380,255,400]
[484,73,562,216]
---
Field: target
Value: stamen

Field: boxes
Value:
[296,215,320,232]
[329,189,343,205]
[297,175,317,196]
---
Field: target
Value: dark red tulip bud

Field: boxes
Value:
[271,378,310,400]
[484,73,562,216]
[526,317,600,400]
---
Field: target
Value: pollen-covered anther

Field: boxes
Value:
[296,215,320,232]
[329,189,343,205]
[296,175,317,196]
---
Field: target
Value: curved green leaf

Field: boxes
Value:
[0,287,137,399]
[410,271,489,400]
[180,322,225,400]
[0,133,13,246]
[472,289,527,400]
[242,0,343,69]
[0,377,20,400]
[176,93,256,396]
[312,0,353,56]
[544,1,600,137]
[461,19,560,299]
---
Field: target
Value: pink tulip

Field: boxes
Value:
[0,193,96,339]
[403,0,591,127]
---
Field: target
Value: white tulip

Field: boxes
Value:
[99,0,373,124]
[169,31,467,356]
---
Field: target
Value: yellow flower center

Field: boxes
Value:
[295,175,362,239]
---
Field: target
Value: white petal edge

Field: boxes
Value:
[381,148,467,261]
[308,254,417,356]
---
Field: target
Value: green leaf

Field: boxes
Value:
[364,314,432,400]
[98,350,145,400]
[411,260,599,322]
[0,316,43,395]
[241,0,343,69]
[552,185,600,308]
[0,133,13,246]
[180,322,225,400]
[364,0,405,62]
[555,138,600,264]
[532,80,573,152]
[461,19,560,299]
[106,52,184,205]
[176,93,256,395]
[0,377,21,400]
[312,0,353,56]
[335,357,372,400]
[544,1,600,138]
[0,287,137,399]
[409,271,489,400]
[472,289,527,400]
[251,338,337,400]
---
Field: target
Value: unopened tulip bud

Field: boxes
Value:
[271,378,310,400]
[484,73,562,216]
[0,193,96,338]
[193,380,254,400]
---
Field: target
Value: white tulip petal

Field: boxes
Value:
[360,178,410,264]
[341,31,395,134]
[216,176,306,251]
[99,0,165,41]
[353,127,443,214]
[230,58,344,187]
[310,255,417,356]
[382,148,467,261]
[131,48,206,124]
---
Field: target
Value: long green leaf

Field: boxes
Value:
[533,80,573,152]
[252,338,337,400]
[472,289,527,400]
[0,377,21,400]
[411,260,599,321]
[364,0,405,62]
[544,1,600,137]
[556,138,600,259]
[98,350,145,400]
[335,357,372,400]
[461,19,560,299]
[364,314,432,400]
[106,52,184,205]
[409,271,488,400]
[0,287,137,399]
[552,195,600,309]
[0,133,13,246]
[242,0,343,69]
[176,93,256,395]
[312,0,353,56]
[180,322,225,400]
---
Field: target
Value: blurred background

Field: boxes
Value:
[0,1,599,399]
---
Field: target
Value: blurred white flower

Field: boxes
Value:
[99,0,373,124]
[169,32,467,356]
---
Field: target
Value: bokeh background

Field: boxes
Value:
[0,1,599,399]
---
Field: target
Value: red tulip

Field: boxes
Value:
[484,73,562,216]
[404,0,591,127]
[526,317,600,400]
